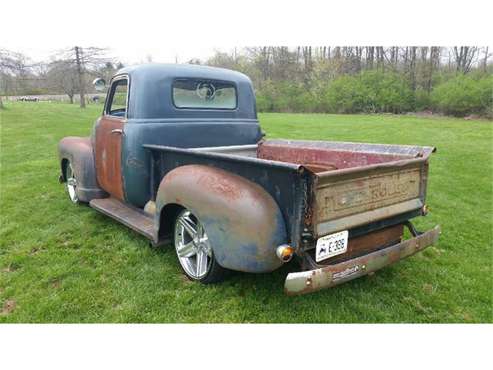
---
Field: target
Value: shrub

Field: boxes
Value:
[254,80,276,112]
[431,74,493,116]
[323,71,414,114]
[414,88,432,111]
[255,81,316,113]
[255,71,492,117]
[322,75,367,113]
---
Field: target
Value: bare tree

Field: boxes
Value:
[245,47,272,85]
[53,46,109,108]
[46,61,79,103]
[366,47,375,69]
[409,46,417,91]
[0,49,30,109]
[482,47,490,72]
[453,46,478,73]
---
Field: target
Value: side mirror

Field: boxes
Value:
[92,78,106,92]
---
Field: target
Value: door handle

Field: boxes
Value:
[111,129,123,135]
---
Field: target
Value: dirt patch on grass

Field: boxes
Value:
[30,247,41,255]
[1,299,16,315]
[51,279,62,289]
[1,263,20,273]
[423,283,436,294]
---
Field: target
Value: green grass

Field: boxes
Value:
[1,102,492,323]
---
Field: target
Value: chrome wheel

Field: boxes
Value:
[66,162,79,203]
[174,209,213,280]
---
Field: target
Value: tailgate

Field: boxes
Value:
[313,156,431,237]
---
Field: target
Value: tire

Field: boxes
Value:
[173,208,228,284]
[64,160,80,204]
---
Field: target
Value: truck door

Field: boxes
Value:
[94,76,128,201]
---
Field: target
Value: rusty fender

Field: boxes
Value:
[58,136,106,202]
[155,165,288,273]
[285,225,441,295]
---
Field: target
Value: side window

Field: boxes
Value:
[107,78,128,117]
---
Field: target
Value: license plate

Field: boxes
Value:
[316,230,348,262]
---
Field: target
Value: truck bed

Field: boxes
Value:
[144,139,435,250]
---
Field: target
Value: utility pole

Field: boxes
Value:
[75,46,86,108]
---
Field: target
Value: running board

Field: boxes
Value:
[90,197,156,241]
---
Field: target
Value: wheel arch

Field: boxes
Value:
[60,158,69,181]
[58,136,107,202]
[155,165,288,273]
[158,203,184,240]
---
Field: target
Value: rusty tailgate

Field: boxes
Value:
[313,156,431,237]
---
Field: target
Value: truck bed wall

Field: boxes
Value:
[145,145,310,249]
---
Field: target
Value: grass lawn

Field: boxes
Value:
[1,102,492,323]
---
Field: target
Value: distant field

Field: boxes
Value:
[1,102,492,323]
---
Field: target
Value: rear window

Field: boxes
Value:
[172,79,237,109]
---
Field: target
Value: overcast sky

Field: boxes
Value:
[12,45,223,65]
[2,0,491,66]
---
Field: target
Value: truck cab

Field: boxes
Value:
[83,64,261,205]
[58,63,440,295]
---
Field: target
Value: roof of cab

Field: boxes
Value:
[114,63,257,120]
[116,63,252,83]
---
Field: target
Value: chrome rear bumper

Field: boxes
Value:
[284,225,441,295]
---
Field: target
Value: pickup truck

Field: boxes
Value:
[58,64,440,295]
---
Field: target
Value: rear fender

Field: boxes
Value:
[58,136,107,202]
[155,165,287,273]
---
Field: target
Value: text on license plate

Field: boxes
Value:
[315,230,348,262]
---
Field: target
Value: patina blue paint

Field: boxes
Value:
[114,64,261,207]
[197,210,287,273]
[123,120,261,207]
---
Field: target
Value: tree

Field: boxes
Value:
[482,47,490,73]
[453,47,478,73]
[52,46,109,108]
[0,49,30,109]
[46,61,79,103]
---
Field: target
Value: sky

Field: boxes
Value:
[2,0,491,66]
[12,45,223,66]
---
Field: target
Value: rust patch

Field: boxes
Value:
[258,142,407,170]
[315,169,421,222]
[1,299,16,315]
[157,165,286,272]
[197,172,243,200]
[303,163,338,173]
[94,116,125,200]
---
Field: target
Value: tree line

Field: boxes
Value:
[0,46,119,109]
[204,47,492,117]
[1,46,492,117]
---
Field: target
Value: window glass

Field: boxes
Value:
[173,79,237,109]
[108,79,128,116]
